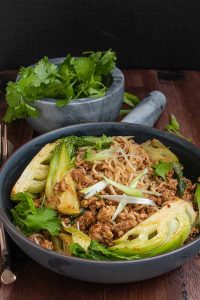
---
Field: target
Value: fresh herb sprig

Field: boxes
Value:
[153,160,186,196]
[153,161,172,181]
[123,91,140,107]
[120,91,140,117]
[194,184,200,221]
[165,114,192,142]
[4,50,116,123]
[11,192,61,236]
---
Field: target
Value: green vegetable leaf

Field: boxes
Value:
[165,114,192,142]
[80,135,113,150]
[119,109,131,116]
[170,114,180,131]
[71,57,95,81]
[153,161,172,180]
[45,138,76,197]
[23,207,61,236]
[194,183,200,221]
[5,82,22,107]
[45,135,113,197]
[3,50,116,122]
[70,240,139,260]
[11,192,61,236]
[56,99,70,107]
[123,92,140,107]
[64,226,91,252]
[110,199,196,257]
[3,100,39,123]
[92,49,117,75]
[83,147,116,161]
[171,162,187,196]
[33,57,58,85]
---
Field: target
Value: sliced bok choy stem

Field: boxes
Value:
[102,194,156,206]
[80,180,108,199]
[84,147,117,162]
[103,176,143,197]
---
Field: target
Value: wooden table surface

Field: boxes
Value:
[0,69,200,300]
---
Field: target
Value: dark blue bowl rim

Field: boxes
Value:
[0,122,200,265]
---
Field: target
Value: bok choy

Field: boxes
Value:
[109,199,196,257]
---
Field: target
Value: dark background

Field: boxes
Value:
[0,0,200,70]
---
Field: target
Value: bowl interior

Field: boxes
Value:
[1,122,200,251]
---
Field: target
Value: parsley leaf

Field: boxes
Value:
[11,192,61,236]
[153,161,173,180]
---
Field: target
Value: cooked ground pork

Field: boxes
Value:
[71,137,195,246]
[28,233,54,250]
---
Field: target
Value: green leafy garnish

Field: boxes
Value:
[119,109,131,116]
[80,135,113,150]
[153,160,187,195]
[103,176,143,197]
[194,183,200,221]
[165,114,192,142]
[153,161,173,180]
[4,50,116,123]
[70,240,139,260]
[123,92,140,107]
[171,162,187,197]
[11,192,61,236]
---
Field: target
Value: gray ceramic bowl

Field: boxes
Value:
[0,123,200,283]
[23,58,124,133]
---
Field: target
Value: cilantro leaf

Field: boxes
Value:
[23,207,61,236]
[153,161,173,180]
[5,82,22,107]
[165,114,192,142]
[71,57,95,81]
[123,92,140,107]
[33,56,58,85]
[153,161,187,196]
[3,101,38,123]
[4,50,116,122]
[93,49,117,75]
[11,192,61,236]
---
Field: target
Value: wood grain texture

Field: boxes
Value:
[0,70,200,300]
